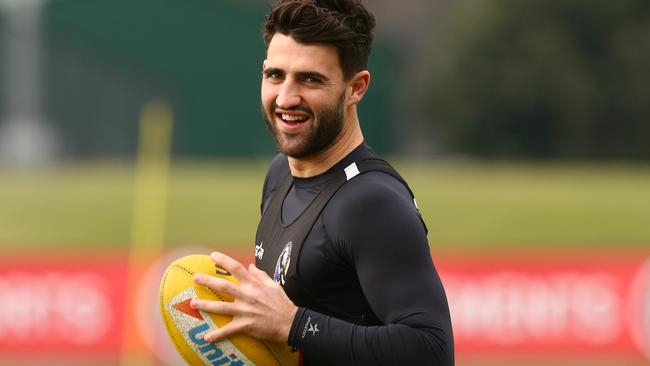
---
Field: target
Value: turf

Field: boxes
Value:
[0,158,647,366]
[0,159,648,251]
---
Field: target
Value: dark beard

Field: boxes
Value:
[262,92,345,159]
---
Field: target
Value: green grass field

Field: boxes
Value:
[0,158,648,251]
[1,158,648,365]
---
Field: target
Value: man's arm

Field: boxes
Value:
[191,171,453,365]
[286,172,454,365]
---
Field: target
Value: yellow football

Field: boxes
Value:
[159,254,298,366]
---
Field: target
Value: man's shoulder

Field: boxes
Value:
[268,152,289,175]
[321,167,427,246]
[329,169,416,215]
[263,153,290,195]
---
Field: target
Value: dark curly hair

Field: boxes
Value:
[263,0,376,80]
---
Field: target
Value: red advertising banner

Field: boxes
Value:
[0,253,128,357]
[0,249,648,364]
[437,252,650,360]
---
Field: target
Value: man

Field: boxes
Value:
[190,1,454,364]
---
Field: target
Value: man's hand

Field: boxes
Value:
[190,251,298,343]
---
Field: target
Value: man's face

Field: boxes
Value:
[261,33,348,159]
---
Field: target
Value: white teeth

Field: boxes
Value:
[281,114,307,122]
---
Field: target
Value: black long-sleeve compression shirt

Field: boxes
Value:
[258,143,454,366]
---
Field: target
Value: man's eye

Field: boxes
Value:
[305,77,320,83]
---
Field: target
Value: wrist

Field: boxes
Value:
[280,303,299,342]
[287,307,307,347]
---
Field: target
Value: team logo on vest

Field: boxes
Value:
[273,241,292,285]
[255,242,264,260]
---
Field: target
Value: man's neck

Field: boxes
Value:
[288,117,364,178]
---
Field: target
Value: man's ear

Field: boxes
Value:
[347,70,371,106]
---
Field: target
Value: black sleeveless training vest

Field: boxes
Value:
[254,157,427,306]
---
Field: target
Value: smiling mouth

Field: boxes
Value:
[277,113,310,126]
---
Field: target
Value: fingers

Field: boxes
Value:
[190,298,237,316]
[210,251,254,283]
[203,318,248,343]
[194,273,245,300]
[249,263,275,285]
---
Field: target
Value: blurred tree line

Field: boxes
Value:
[428,0,650,159]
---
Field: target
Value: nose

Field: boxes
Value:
[275,79,301,109]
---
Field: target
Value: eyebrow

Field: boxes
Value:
[263,68,330,82]
[263,67,284,77]
[297,71,330,82]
